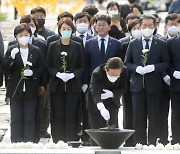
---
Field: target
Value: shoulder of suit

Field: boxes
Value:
[29,44,41,51]
[44,27,55,35]
[33,37,46,45]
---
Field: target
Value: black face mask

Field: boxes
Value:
[36,19,45,28]
[128,0,136,3]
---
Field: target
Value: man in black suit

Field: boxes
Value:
[84,14,122,87]
[87,57,127,129]
[125,15,169,145]
[167,33,180,144]
[31,7,55,40]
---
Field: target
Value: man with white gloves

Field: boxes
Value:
[87,57,128,139]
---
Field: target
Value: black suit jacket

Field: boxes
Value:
[167,35,180,92]
[39,27,55,40]
[125,36,169,94]
[0,31,4,86]
[47,39,84,93]
[87,64,128,113]
[3,44,44,99]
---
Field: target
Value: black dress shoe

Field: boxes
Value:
[40,131,51,138]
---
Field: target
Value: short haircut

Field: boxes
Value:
[58,18,75,32]
[74,12,90,22]
[152,13,161,22]
[82,5,99,17]
[31,7,46,16]
[95,14,111,25]
[14,23,32,37]
[139,14,156,25]
[105,57,123,70]
[107,1,120,12]
[57,12,73,22]
[128,20,140,32]
[165,13,178,25]
[126,13,140,23]
[20,15,38,27]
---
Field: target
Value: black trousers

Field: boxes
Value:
[132,89,161,145]
[170,92,180,144]
[10,97,37,143]
[122,81,133,146]
[158,89,170,145]
[50,88,80,143]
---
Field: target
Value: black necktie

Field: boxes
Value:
[100,38,105,58]
[145,39,149,50]
[80,34,84,39]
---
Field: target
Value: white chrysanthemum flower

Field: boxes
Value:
[142,49,149,53]
[165,144,173,150]
[45,142,56,149]
[61,52,67,56]
[148,144,156,150]
[156,143,164,150]
[173,143,180,150]
[26,61,32,66]
[55,140,69,149]
[135,143,143,150]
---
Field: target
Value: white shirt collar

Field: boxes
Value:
[98,35,109,42]
[75,31,88,38]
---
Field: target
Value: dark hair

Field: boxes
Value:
[95,14,111,25]
[126,13,140,23]
[107,1,120,13]
[165,13,178,25]
[139,14,156,25]
[74,12,90,22]
[31,7,46,16]
[82,5,99,17]
[58,18,75,32]
[128,20,140,32]
[106,57,123,70]
[178,14,180,23]
[57,12,73,22]
[14,23,32,37]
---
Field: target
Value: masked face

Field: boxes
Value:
[131,29,142,39]
[105,67,121,83]
[30,26,36,35]
[141,28,154,38]
[76,23,89,34]
[108,10,119,17]
[36,19,45,28]
[60,30,72,39]
[17,36,30,46]
[167,26,179,37]
[106,72,119,82]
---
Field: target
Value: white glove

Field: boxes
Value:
[136,66,145,75]
[82,84,88,93]
[65,73,75,82]
[56,72,68,82]
[23,69,33,76]
[143,65,155,74]
[101,89,113,100]
[97,102,110,121]
[163,75,170,86]
[173,71,180,79]
[11,47,19,59]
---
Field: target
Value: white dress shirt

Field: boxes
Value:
[20,48,29,92]
[98,35,109,53]
[142,35,153,50]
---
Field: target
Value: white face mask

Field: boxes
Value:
[108,10,119,17]
[131,29,142,39]
[30,26,36,35]
[76,23,89,34]
[17,36,30,46]
[167,26,179,37]
[106,72,119,83]
[141,28,154,38]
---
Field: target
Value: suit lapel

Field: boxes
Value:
[27,44,33,64]
[105,37,113,59]
[147,37,157,63]
[94,37,102,58]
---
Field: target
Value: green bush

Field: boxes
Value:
[0,13,7,21]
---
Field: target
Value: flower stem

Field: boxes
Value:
[12,77,23,98]
[65,82,66,92]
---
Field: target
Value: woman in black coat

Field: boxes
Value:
[47,19,84,143]
[3,23,44,143]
